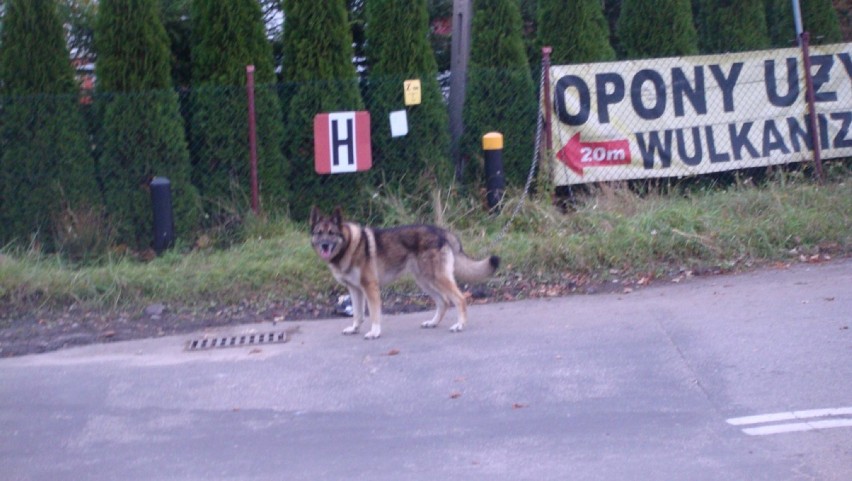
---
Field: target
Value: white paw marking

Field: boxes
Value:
[364,328,381,340]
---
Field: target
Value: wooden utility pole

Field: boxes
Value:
[449,0,473,181]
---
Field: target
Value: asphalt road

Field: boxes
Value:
[1,259,850,481]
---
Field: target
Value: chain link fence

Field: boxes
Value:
[1,68,535,250]
[2,41,850,252]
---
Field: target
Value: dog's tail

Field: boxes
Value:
[454,253,500,282]
[445,231,499,282]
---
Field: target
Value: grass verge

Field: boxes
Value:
[1,167,850,312]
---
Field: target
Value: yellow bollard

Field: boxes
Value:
[482,132,505,211]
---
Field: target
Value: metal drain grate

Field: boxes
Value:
[185,327,298,352]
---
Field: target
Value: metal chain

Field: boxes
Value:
[488,58,547,253]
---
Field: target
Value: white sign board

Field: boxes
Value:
[549,43,852,185]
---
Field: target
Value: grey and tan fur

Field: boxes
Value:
[310,206,500,339]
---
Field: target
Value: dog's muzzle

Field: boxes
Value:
[318,242,334,259]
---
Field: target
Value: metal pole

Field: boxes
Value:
[246,65,260,214]
[449,0,473,182]
[791,0,804,46]
[799,32,824,183]
[541,46,553,153]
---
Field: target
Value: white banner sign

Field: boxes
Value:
[549,43,852,185]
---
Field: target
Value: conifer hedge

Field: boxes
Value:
[767,0,843,47]
[462,0,537,189]
[617,0,698,59]
[190,0,287,214]
[364,0,453,198]
[281,0,365,219]
[696,0,770,54]
[95,0,200,248]
[0,0,99,248]
[537,0,616,65]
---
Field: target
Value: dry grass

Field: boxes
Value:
[2,165,850,310]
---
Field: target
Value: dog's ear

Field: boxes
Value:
[331,206,343,226]
[309,205,322,228]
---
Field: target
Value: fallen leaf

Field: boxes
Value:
[387,348,400,356]
[249,348,262,354]
[512,403,528,409]
[450,391,462,399]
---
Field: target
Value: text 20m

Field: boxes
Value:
[580,145,628,163]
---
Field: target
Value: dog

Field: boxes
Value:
[310,206,500,339]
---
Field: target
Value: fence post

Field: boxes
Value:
[542,46,553,153]
[799,32,825,183]
[450,0,474,182]
[150,177,174,254]
[246,65,260,213]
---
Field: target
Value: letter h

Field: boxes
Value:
[331,118,355,167]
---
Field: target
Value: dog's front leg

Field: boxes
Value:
[363,282,383,340]
[342,288,365,335]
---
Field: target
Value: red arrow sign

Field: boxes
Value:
[557,133,631,176]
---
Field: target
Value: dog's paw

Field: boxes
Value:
[449,323,465,333]
[420,320,438,329]
[363,329,381,340]
[342,325,359,335]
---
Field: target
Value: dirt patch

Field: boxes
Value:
[1,258,832,358]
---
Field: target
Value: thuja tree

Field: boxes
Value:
[603,0,623,56]
[617,0,698,59]
[537,0,616,64]
[0,0,99,247]
[767,0,842,47]
[190,0,287,214]
[95,0,200,248]
[281,0,365,219]
[462,0,537,188]
[364,0,452,199]
[696,0,769,54]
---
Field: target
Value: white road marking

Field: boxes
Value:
[742,419,852,436]
[727,406,852,426]
[726,406,852,436]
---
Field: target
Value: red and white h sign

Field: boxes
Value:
[314,111,372,174]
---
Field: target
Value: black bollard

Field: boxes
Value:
[150,177,175,254]
[483,132,505,211]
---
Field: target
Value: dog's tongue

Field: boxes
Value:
[320,245,332,259]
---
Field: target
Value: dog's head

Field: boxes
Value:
[309,206,345,261]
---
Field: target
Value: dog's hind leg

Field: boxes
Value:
[446,284,468,332]
[342,287,365,335]
[412,276,448,329]
[421,295,449,329]
[431,270,468,332]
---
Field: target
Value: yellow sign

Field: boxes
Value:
[403,79,422,106]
